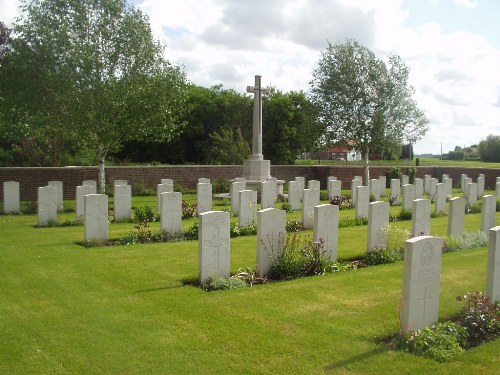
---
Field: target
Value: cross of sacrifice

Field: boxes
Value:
[246,75,268,160]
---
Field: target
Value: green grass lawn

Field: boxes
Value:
[1,195,499,374]
[295,157,500,168]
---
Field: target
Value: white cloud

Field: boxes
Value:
[454,0,478,8]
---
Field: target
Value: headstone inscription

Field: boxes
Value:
[256,208,286,276]
[160,191,182,233]
[38,186,57,227]
[400,236,442,334]
[198,211,230,283]
[302,189,317,229]
[84,194,108,241]
[313,204,339,261]
[447,197,465,237]
[3,181,20,213]
[367,201,389,252]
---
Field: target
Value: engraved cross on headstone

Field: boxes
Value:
[246,75,268,160]
[418,285,432,323]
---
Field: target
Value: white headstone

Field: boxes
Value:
[267,177,278,198]
[401,175,410,187]
[435,183,446,213]
[414,178,424,199]
[76,184,96,220]
[37,186,57,226]
[234,177,247,189]
[302,189,319,229]
[351,179,362,208]
[367,201,389,252]
[256,208,286,276]
[402,184,415,211]
[295,177,305,200]
[230,181,246,215]
[443,177,453,196]
[481,195,497,233]
[370,179,380,201]
[447,197,465,237]
[496,182,500,199]
[113,179,127,187]
[198,178,210,184]
[47,180,63,212]
[157,182,174,210]
[430,178,438,196]
[160,191,182,233]
[161,178,173,185]
[400,236,442,334]
[477,175,485,199]
[3,181,20,213]
[113,184,132,222]
[460,174,467,193]
[378,175,387,196]
[238,190,257,226]
[496,176,500,184]
[327,176,337,183]
[84,194,108,241]
[424,175,431,194]
[390,178,401,205]
[412,199,431,237]
[313,204,339,261]
[354,176,363,185]
[198,211,230,283]
[197,182,212,215]
[261,181,275,210]
[82,180,97,188]
[288,181,301,211]
[486,226,500,304]
[328,179,342,199]
[467,182,478,205]
[308,180,321,191]
[355,185,369,219]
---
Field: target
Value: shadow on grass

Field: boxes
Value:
[323,346,388,372]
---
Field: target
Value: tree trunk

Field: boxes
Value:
[364,149,370,185]
[97,145,107,194]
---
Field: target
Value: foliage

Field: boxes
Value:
[330,195,352,209]
[269,234,334,280]
[407,167,416,184]
[202,277,247,291]
[478,135,500,162]
[386,167,402,187]
[132,183,156,197]
[397,208,412,221]
[213,178,230,194]
[280,202,294,213]
[310,39,428,182]
[22,201,38,214]
[285,219,305,232]
[398,322,468,362]
[262,89,322,164]
[208,127,250,165]
[364,246,403,265]
[234,268,268,287]
[184,222,199,240]
[230,223,257,237]
[1,0,187,191]
[465,202,482,214]
[338,216,368,227]
[382,225,411,252]
[181,200,196,219]
[456,291,500,347]
[134,205,159,223]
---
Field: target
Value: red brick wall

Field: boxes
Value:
[1,165,499,201]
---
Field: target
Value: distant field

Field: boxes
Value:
[296,158,500,168]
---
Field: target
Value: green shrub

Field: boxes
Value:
[399,322,468,362]
[181,200,196,219]
[174,181,195,194]
[230,223,257,237]
[203,277,247,291]
[408,167,416,184]
[443,231,488,253]
[397,208,412,221]
[23,201,38,214]
[330,195,352,209]
[134,204,159,223]
[465,202,481,214]
[285,219,304,232]
[338,216,368,227]
[269,234,334,280]
[386,167,402,187]
[132,183,155,196]
[382,225,411,252]
[430,210,447,218]
[280,202,293,212]
[364,246,403,265]
[213,178,230,194]
[234,268,268,286]
[456,291,500,347]
[185,222,199,240]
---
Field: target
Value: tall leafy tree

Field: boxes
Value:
[310,39,428,182]
[263,89,321,165]
[0,0,187,192]
[478,135,500,162]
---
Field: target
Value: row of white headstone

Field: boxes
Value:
[400,226,500,334]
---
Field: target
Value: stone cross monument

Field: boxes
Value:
[243,75,271,182]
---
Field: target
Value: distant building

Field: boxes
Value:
[306,143,362,161]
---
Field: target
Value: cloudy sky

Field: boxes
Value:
[2,0,500,155]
